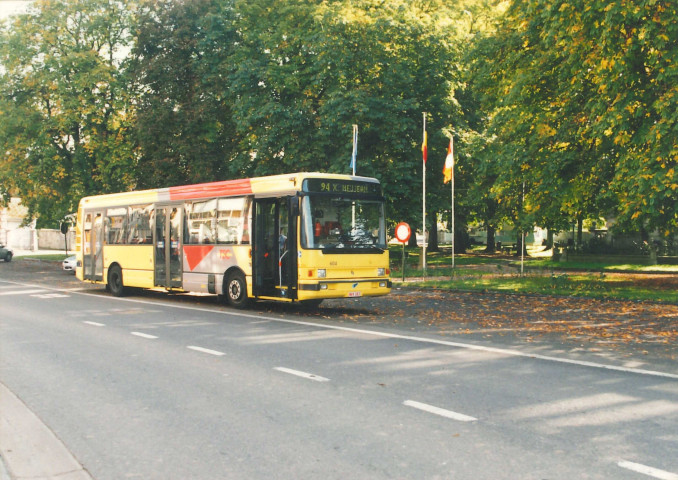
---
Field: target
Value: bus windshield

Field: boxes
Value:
[300,195,387,252]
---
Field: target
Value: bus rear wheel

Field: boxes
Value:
[108,265,126,297]
[224,271,249,309]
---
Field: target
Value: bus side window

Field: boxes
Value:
[84,213,92,254]
[188,199,216,244]
[128,205,152,244]
[241,197,252,245]
[106,207,128,244]
[217,197,248,245]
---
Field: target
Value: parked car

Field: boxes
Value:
[62,255,77,273]
[0,245,13,262]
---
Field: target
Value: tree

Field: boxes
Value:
[454,1,511,252]
[555,0,678,235]
[0,0,137,226]
[131,0,242,188]
[466,0,678,243]
[227,0,461,231]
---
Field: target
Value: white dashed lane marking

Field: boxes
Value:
[618,461,678,480]
[31,293,70,299]
[403,400,477,422]
[274,367,330,382]
[0,289,47,296]
[187,346,225,356]
[131,332,158,339]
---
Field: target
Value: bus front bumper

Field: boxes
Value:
[298,279,392,298]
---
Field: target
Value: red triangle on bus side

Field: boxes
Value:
[183,245,214,271]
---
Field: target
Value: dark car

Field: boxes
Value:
[0,245,13,262]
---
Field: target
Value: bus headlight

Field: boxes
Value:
[317,269,326,278]
[377,268,385,276]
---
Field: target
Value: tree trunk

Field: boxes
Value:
[546,228,554,249]
[408,230,418,248]
[485,224,496,253]
[515,232,528,257]
[428,223,439,252]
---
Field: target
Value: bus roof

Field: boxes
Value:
[78,172,380,209]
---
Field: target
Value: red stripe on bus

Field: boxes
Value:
[168,178,253,200]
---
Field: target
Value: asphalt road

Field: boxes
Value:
[1,261,677,479]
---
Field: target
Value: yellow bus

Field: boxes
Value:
[75,172,391,307]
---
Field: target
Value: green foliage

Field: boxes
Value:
[1,0,674,240]
[226,0,464,227]
[467,0,678,238]
[0,0,137,226]
[131,0,241,188]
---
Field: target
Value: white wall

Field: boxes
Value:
[37,229,76,250]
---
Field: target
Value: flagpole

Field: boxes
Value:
[443,135,455,273]
[451,136,455,272]
[422,112,427,277]
[521,180,525,276]
[351,124,358,176]
[351,124,358,230]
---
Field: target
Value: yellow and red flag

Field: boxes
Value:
[443,137,454,184]
[422,131,428,164]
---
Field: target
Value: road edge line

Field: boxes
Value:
[5,279,678,380]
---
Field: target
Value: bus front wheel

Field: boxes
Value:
[108,265,126,297]
[224,271,250,309]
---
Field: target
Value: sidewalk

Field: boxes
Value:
[0,383,93,480]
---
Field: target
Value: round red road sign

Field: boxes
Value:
[395,222,411,243]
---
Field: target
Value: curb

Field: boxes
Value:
[0,383,93,480]
[0,456,11,480]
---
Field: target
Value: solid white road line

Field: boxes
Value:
[131,332,158,339]
[403,400,477,422]
[618,461,678,480]
[187,346,225,356]
[83,321,105,327]
[106,295,678,379]
[274,367,330,382]
[5,279,678,380]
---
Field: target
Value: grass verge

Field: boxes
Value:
[395,273,678,303]
[390,248,678,303]
[15,254,70,261]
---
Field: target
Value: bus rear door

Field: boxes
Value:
[83,210,104,282]
[154,205,183,289]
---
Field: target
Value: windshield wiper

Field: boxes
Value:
[321,244,385,254]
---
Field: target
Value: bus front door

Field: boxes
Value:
[83,211,104,282]
[154,205,183,289]
[253,198,296,298]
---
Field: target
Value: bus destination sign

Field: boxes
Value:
[304,178,382,196]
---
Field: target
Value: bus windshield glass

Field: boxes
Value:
[301,195,387,252]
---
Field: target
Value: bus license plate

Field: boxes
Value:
[348,291,362,297]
